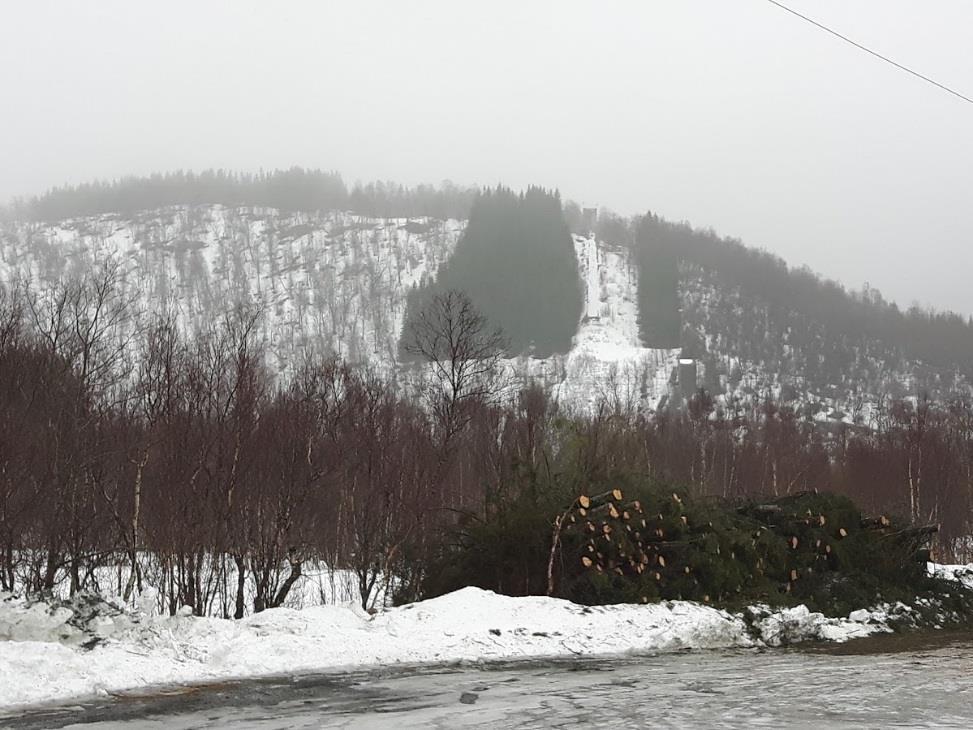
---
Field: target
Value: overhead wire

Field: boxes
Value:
[763,0,973,106]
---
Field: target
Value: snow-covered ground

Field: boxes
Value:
[4,555,382,620]
[928,562,973,590]
[3,562,959,711]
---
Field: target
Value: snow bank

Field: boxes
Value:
[0,593,138,646]
[746,604,898,646]
[8,559,971,709]
[0,587,905,710]
[928,562,973,591]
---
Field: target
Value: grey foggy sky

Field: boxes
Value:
[1,1,971,315]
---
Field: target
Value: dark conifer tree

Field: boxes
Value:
[402,186,582,357]
[635,214,682,348]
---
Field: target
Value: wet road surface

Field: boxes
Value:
[4,631,973,729]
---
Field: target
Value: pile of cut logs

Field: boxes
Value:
[549,488,939,604]
[549,488,695,601]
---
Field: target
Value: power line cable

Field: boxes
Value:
[764,0,973,106]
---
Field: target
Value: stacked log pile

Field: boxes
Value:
[553,489,940,611]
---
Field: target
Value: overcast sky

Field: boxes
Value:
[1,1,970,315]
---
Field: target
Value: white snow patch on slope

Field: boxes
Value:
[505,235,680,412]
[0,587,897,710]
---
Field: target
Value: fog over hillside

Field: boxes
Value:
[2,1,971,315]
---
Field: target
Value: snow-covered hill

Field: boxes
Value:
[1,206,460,374]
[0,205,681,411]
[3,204,966,417]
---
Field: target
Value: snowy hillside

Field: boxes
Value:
[0,206,680,410]
[520,235,679,412]
[0,206,461,375]
[4,204,962,417]
[680,264,973,427]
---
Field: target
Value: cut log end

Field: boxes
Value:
[861,515,891,529]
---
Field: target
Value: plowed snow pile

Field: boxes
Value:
[0,576,952,710]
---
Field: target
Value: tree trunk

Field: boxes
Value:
[233,553,246,619]
[123,453,148,603]
[43,548,59,591]
[270,552,303,609]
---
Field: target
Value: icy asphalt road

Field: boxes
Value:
[4,632,973,729]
